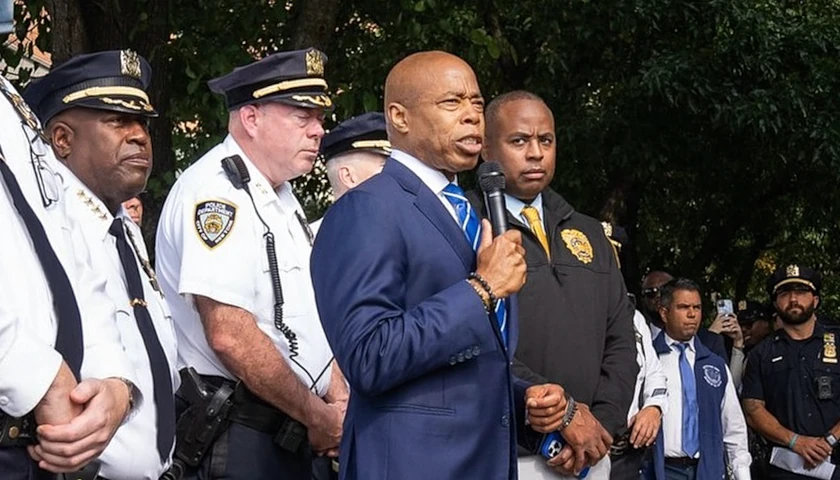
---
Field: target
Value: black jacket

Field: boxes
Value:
[467,187,638,436]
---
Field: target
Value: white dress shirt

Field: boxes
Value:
[627,311,668,422]
[390,149,459,222]
[0,77,134,417]
[505,192,544,225]
[657,332,751,479]
[65,177,180,479]
[156,134,333,396]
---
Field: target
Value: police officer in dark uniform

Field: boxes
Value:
[742,264,840,479]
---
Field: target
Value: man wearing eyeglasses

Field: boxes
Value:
[0,6,139,478]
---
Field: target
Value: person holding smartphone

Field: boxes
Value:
[708,299,747,389]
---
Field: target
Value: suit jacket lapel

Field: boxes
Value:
[384,160,475,272]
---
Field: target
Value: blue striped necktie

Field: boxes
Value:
[442,183,507,347]
[675,342,699,457]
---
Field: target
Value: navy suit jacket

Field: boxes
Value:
[311,159,534,480]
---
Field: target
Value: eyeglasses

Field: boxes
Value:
[21,122,59,208]
[641,287,661,298]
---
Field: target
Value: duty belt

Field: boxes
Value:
[197,375,309,456]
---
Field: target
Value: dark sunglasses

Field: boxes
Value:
[641,287,660,298]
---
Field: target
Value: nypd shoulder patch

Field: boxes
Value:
[194,200,236,249]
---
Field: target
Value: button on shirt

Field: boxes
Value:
[0,78,134,416]
[66,178,179,480]
[156,135,333,396]
[628,310,668,423]
[659,333,751,479]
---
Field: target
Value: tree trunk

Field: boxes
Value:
[43,0,89,65]
[289,0,343,51]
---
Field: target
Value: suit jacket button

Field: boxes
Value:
[464,350,473,360]
[501,414,510,427]
[472,346,481,356]
[449,356,457,366]
[457,353,465,363]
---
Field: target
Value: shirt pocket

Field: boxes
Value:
[259,252,308,319]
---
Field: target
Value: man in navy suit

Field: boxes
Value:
[311,51,567,479]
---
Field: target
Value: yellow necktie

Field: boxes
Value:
[521,206,550,259]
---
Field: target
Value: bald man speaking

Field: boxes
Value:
[311,51,565,479]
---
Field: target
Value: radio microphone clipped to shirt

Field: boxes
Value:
[477,161,508,237]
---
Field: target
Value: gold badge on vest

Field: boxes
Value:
[560,229,593,265]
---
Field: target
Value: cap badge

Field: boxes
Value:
[120,50,142,79]
[786,264,800,278]
[305,49,324,76]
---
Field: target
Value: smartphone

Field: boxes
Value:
[716,299,734,317]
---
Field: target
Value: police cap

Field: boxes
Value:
[320,112,390,161]
[24,49,157,125]
[208,48,331,111]
[766,264,821,297]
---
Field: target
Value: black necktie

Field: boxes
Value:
[0,155,83,380]
[108,218,175,461]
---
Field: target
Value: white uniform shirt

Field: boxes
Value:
[157,134,333,396]
[657,332,751,479]
[627,311,668,422]
[65,178,180,479]
[390,149,458,222]
[0,77,134,417]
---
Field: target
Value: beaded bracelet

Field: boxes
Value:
[467,279,492,313]
[559,394,578,431]
[469,272,498,305]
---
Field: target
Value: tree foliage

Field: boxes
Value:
[4,0,839,318]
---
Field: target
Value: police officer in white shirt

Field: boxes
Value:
[156,48,347,479]
[24,49,180,480]
[0,6,139,478]
[649,278,751,480]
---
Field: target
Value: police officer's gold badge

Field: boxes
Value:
[194,200,236,249]
[561,229,594,264]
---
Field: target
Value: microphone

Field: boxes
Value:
[477,161,508,237]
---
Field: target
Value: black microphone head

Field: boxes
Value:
[477,161,505,192]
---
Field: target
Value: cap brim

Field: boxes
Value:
[265,92,333,111]
[71,96,158,117]
[773,278,817,294]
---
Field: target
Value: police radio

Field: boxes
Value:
[220,155,320,387]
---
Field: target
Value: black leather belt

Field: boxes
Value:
[198,375,308,454]
[664,456,699,467]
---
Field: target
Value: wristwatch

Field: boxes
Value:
[826,433,838,448]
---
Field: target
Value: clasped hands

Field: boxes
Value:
[526,384,612,476]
